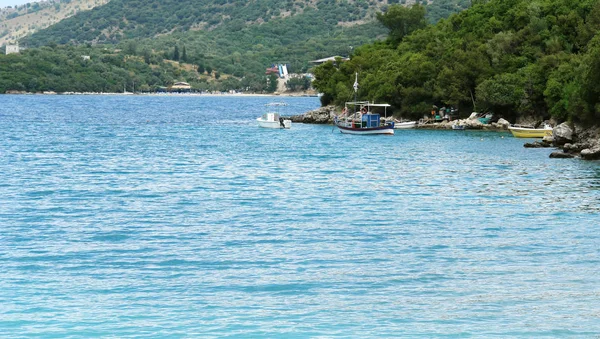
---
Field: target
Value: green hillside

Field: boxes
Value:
[0,0,471,94]
[20,0,470,74]
[21,0,469,46]
[313,0,600,125]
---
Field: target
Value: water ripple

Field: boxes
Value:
[1,95,600,337]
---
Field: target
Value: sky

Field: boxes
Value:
[0,0,36,8]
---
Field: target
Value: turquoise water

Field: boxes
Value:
[1,95,599,337]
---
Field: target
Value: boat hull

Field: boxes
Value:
[257,118,291,129]
[336,124,394,135]
[394,121,417,129]
[508,126,552,138]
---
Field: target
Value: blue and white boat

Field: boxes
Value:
[335,101,395,135]
[333,74,394,135]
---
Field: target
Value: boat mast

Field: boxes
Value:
[353,72,359,120]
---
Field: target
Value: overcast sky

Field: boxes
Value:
[0,0,36,8]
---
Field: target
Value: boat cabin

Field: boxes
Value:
[262,113,280,122]
[362,113,381,128]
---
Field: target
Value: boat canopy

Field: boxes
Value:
[344,101,390,117]
[345,101,391,108]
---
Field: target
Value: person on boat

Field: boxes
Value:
[341,107,348,117]
[361,107,367,115]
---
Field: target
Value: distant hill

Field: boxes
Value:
[0,0,110,46]
[20,0,470,47]
[15,0,470,74]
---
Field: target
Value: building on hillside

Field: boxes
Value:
[310,56,349,65]
[265,63,291,79]
[169,81,191,92]
[5,43,19,55]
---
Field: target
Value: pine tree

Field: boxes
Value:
[173,45,180,61]
[181,46,187,62]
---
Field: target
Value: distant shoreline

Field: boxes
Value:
[2,91,320,98]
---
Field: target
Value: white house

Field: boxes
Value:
[5,44,20,55]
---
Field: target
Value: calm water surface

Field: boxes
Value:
[1,95,599,337]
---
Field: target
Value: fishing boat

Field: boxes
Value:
[508,124,553,138]
[335,101,395,135]
[333,73,394,135]
[394,120,417,129]
[257,102,291,129]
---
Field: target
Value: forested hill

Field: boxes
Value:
[313,0,600,126]
[0,0,470,95]
[21,0,469,47]
[0,0,109,46]
[16,0,470,77]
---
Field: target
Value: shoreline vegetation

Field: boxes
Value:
[1,91,319,97]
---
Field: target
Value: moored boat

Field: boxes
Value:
[335,101,395,135]
[508,124,552,138]
[333,73,394,135]
[257,102,291,129]
[394,120,417,129]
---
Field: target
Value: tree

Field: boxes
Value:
[173,45,180,61]
[267,74,279,92]
[143,48,151,64]
[181,45,187,62]
[125,40,138,56]
[376,4,427,44]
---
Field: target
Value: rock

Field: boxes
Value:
[553,122,574,146]
[549,151,576,158]
[543,135,554,143]
[465,118,484,129]
[581,146,600,160]
[439,120,453,129]
[562,143,585,153]
[524,141,551,148]
[496,118,510,129]
[289,105,337,124]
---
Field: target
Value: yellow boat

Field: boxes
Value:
[508,124,553,138]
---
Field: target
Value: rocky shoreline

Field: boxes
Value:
[287,105,512,129]
[525,123,600,160]
[288,106,600,161]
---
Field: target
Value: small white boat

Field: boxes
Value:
[394,120,417,129]
[257,103,291,129]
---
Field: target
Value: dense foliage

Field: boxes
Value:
[313,1,600,125]
[0,45,273,93]
[22,0,386,46]
[18,0,468,77]
[21,0,467,46]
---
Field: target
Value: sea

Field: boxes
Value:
[1,94,599,338]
